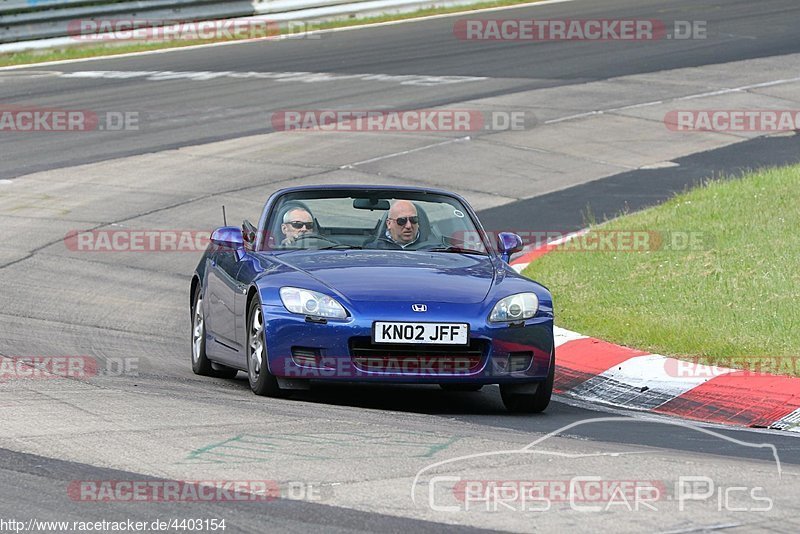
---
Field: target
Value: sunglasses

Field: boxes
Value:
[389,216,419,226]
[286,221,314,230]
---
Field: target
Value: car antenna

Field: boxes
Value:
[222,205,227,226]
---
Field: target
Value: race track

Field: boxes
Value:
[2,0,800,531]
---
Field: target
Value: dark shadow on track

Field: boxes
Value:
[217,376,800,466]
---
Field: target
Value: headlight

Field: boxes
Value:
[489,293,538,323]
[279,287,348,319]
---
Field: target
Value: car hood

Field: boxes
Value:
[273,250,496,304]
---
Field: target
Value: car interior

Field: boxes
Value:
[260,198,457,250]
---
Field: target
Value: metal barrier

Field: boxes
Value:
[0,0,372,43]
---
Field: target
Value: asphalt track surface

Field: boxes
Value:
[2,0,800,180]
[2,0,800,532]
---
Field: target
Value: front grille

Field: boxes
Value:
[291,347,321,367]
[506,351,533,372]
[349,337,487,374]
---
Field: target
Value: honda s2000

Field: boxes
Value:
[190,185,555,413]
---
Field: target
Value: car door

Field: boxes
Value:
[205,248,246,357]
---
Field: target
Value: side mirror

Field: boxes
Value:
[497,232,523,263]
[210,226,244,251]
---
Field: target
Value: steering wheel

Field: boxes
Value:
[288,232,339,248]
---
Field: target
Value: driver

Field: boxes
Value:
[366,200,421,249]
[280,208,315,246]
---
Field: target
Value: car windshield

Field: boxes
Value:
[263,191,490,254]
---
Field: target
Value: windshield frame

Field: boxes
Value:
[255,187,496,256]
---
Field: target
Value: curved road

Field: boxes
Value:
[2,0,800,179]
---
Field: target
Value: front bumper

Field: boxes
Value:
[263,302,554,384]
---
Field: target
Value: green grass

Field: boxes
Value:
[0,0,541,67]
[523,165,800,370]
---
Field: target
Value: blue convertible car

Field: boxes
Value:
[190,185,555,413]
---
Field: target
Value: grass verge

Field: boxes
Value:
[0,0,541,67]
[523,164,800,372]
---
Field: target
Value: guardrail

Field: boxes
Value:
[0,0,373,44]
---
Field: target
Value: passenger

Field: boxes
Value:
[366,200,421,249]
[280,208,315,246]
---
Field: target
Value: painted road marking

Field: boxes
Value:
[771,408,800,433]
[55,70,486,86]
[554,326,587,347]
[571,353,738,408]
[342,137,469,168]
[545,75,800,125]
[0,0,577,70]
[181,431,461,463]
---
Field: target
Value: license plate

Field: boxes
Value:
[373,322,469,345]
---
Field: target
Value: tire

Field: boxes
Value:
[191,285,239,379]
[246,296,288,397]
[500,351,554,414]
[439,384,483,392]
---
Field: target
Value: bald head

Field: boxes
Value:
[387,200,418,244]
[281,208,314,242]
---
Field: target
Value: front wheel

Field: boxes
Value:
[500,351,554,413]
[247,297,288,397]
[191,286,238,379]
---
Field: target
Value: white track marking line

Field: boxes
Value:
[0,0,576,71]
[51,70,487,86]
[676,76,800,100]
[545,76,800,125]
[511,262,528,273]
[341,136,469,168]
[569,354,740,410]
[770,408,800,433]
[606,354,737,391]
[553,326,587,347]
